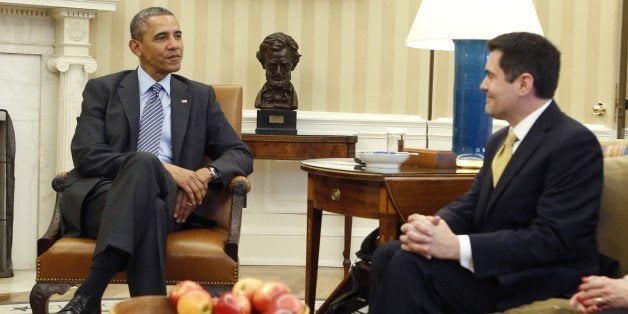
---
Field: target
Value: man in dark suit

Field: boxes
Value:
[369,32,604,313]
[57,7,253,313]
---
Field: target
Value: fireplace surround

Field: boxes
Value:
[0,0,118,270]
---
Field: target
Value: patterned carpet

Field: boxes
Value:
[0,298,123,313]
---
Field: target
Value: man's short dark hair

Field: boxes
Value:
[130,7,174,40]
[256,32,301,69]
[488,32,560,99]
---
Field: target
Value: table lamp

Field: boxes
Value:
[406,0,543,167]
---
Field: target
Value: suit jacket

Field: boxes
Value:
[437,101,603,310]
[60,70,253,237]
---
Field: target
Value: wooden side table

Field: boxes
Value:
[241,133,357,160]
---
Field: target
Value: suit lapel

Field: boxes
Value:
[118,71,141,149]
[483,101,561,217]
[170,77,192,164]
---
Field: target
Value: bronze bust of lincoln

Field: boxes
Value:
[254,32,301,111]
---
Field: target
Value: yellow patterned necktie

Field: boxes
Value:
[492,130,518,187]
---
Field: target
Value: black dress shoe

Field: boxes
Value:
[57,292,99,314]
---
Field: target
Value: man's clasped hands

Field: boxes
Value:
[399,214,460,261]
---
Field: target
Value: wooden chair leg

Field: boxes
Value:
[29,282,102,314]
[30,282,72,314]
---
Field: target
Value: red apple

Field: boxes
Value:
[176,289,212,314]
[252,281,291,313]
[169,280,206,307]
[264,292,306,314]
[232,277,264,301]
[213,291,252,314]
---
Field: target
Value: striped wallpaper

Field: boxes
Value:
[90,0,622,126]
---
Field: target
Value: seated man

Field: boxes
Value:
[369,32,605,313]
[57,7,253,314]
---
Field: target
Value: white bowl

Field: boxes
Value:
[357,151,411,168]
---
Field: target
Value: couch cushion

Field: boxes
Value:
[600,140,628,157]
[597,153,628,275]
[503,298,575,313]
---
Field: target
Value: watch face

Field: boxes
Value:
[209,166,221,182]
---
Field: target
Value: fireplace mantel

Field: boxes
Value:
[2,0,118,173]
[0,0,118,270]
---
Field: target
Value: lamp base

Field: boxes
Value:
[456,154,484,169]
[452,40,492,159]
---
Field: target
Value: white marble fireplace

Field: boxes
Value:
[0,0,117,270]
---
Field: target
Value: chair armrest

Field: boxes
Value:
[37,173,68,255]
[225,175,251,260]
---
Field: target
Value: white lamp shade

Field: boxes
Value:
[406,0,544,51]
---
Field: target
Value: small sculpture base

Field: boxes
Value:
[255,109,297,135]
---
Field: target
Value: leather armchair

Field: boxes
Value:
[29,85,250,314]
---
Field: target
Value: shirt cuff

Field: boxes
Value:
[457,235,475,272]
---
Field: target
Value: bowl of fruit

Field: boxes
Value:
[112,278,308,314]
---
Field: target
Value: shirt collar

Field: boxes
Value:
[137,66,171,96]
[511,100,552,142]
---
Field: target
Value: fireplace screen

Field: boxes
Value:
[0,109,15,278]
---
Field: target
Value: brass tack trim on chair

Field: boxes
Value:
[37,258,132,284]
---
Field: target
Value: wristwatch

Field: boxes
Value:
[206,165,222,183]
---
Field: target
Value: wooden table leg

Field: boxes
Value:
[378,195,400,244]
[314,273,354,314]
[342,215,353,277]
[305,201,322,312]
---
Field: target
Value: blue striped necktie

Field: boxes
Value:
[137,83,164,155]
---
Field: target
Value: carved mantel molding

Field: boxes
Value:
[0,5,48,16]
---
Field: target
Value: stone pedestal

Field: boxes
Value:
[47,8,99,172]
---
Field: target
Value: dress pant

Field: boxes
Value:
[369,241,499,314]
[80,152,178,296]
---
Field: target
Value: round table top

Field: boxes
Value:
[301,158,478,177]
